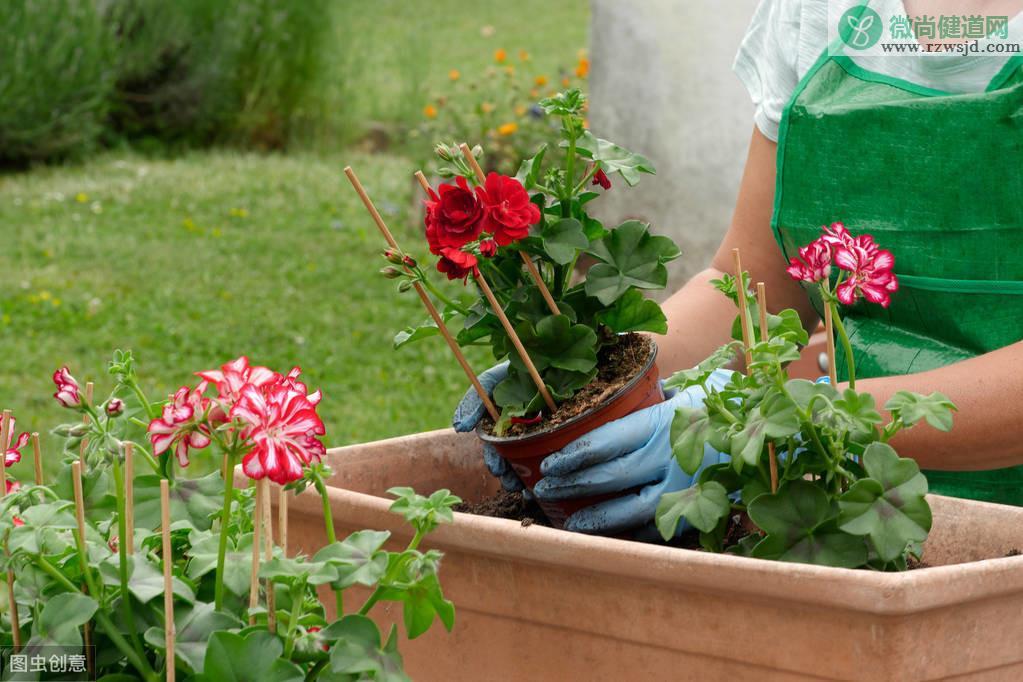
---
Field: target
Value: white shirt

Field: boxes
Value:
[734,0,1023,141]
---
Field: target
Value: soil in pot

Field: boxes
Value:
[454,490,551,527]
[480,333,655,439]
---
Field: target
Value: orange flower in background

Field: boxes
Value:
[505,65,515,76]
[481,102,495,114]
[529,88,539,98]
[423,104,437,118]
[576,57,590,78]
[494,48,507,63]
[449,69,461,81]
[561,76,571,87]
[514,105,527,117]
[535,75,548,87]
[497,122,518,136]
[519,50,530,61]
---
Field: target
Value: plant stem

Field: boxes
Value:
[830,305,856,388]
[358,528,426,617]
[214,451,239,611]
[311,473,344,616]
[282,579,306,659]
[421,278,469,316]
[112,460,147,661]
[305,660,327,681]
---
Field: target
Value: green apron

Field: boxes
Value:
[772,31,1023,504]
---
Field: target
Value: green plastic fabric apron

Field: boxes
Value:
[772,27,1023,504]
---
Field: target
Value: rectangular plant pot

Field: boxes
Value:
[282,429,1023,681]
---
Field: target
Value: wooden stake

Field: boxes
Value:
[262,482,275,633]
[823,303,838,386]
[80,382,94,460]
[457,143,561,317]
[31,433,43,486]
[732,249,754,368]
[160,480,175,682]
[71,461,93,675]
[278,487,288,556]
[757,283,780,494]
[1,412,21,651]
[248,480,263,625]
[411,169,557,412]
[124,443,135,556]
[346,166,501,422]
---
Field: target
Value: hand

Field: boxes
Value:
[532,369,732,535]
[451,362,524,492]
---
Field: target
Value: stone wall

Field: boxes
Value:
[589,0,760,289]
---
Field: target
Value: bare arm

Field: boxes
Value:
[657,127,816,374]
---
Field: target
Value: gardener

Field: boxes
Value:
[455,0,1023,536]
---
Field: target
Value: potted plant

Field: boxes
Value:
[0,352,458,680]
[361,88,675,526]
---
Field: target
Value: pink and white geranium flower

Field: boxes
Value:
[785,238,833,284]
[834,235,898,308]
[197,356,277,406]
[52,367,82,408]
[3,417,29,468]
[231,382,326,485]
[147,383,213,467]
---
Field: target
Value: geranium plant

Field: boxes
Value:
[0,351,456,679]
[655,225,956,570]
[391,88,679,431]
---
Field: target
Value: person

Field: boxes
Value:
[454,0,1023,536]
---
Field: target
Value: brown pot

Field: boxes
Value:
[282,429,1023,681]
[477,342,664,527]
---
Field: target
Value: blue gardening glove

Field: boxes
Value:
[532,369,733,535]
[451,362,524,492]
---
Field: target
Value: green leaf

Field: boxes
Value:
[538,88,586,117]
[655,482,730,539]
[884,391,957,431]
[733,307,810,346]
[670,406,713,475]
[514,143,547,190]
[749,336,802,369]
[314,530,391,589]
[28,592,97,648]
[259,555,337,586]
[827,389,883,440]
[375,571,455,640]
[574,131,656,186]
[542,218,588,264]
[144,602,242,674]
[393,309,456,350]
[596,289,667,334]
[664,342,741,391]
[748,481,867,568]
[135,472,223,531]
[197,630,304,682]
[100,554,195,604]
[584,221,680,305]
[326,615,408,681]
[513,314,598,373]
[838,442,932,562]
[785,379,839,413]
[730,393,800,468]
[187,530,254,596]
[387,488,461,536]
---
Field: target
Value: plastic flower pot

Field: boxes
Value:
[282,429,1023,681]
[477,342,663,527]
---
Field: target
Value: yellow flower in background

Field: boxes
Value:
[504,65,515,77]
[449,69,461,81]
[561,76,571,87]
[494,48,507,63]
[75,192,88,203]
[530,88,539,98]
[535,75,548,87]
[481,102,495,114]
[423,104,438,118]
[583,118,590,129]
[515,105,527,117]
[497,122,518,136]
[229,207,248,218]
[519,50,530,61]
[576,57,590,78]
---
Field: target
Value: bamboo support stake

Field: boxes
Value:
[278,487,288,556]
[732,250,755,368]
[457,143,561,317]
[823,303,838,386]
[160,480,175,682]
[248,480,264,625]
[757,283,780,494]
[1,412,21,651]
[125,443,135,556]
[71,461,94,675]
[412,169,557,412]
[262,484,275,632]
[31,433,43,486]
[346,166,500,423]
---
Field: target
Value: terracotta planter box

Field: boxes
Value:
[283,429,1023,681]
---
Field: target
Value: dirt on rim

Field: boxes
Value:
[481,333,655,439]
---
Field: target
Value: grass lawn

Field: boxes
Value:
[0,1,588,483]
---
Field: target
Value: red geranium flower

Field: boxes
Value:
[786,238,833,284]
[52,367,81,408]
[478,172,540,246]
[232,383,326,485]
[592,168,611,190]
[479,238,498,258]
[436,247,478,282]
[424,177,485,253]
[148,383,213,467]
[834,235,898,308]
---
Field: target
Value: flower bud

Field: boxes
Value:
[380,267,403,279]
[471,145,483,159]
[434,144,454,162]
[382,249,403,264]
[105,398,125,417]
[479,239,498,258]
[397,280,414,293]
[402,255,417,268]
